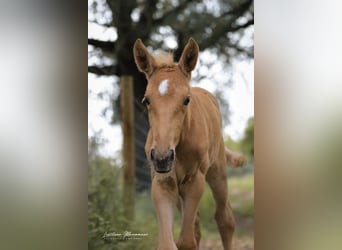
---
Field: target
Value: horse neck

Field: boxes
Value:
[178,102,192,147]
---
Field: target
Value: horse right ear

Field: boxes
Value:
[133,39,156,76]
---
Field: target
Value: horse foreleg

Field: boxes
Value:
[151,175,178,250]
[177,197,201,247]
[177,171,205,250]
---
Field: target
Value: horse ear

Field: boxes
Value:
[179,37,199,74]
[133,39,156,76]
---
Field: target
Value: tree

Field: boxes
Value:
[88,0,254,190]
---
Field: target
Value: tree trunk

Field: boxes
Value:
[120,75,135,219]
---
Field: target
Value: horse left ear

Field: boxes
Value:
[179,37,199,74]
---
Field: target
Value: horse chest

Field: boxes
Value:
[174,152,207,186]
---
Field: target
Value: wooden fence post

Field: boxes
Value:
[120,75,135,220]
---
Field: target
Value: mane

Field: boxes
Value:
[154,51,175,68]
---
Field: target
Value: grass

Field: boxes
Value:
[229,174,254,191]
[228,174,254,217]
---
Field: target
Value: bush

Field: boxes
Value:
[88,153,159,250]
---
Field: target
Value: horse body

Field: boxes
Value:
[133,38,244,250]
[174,87,224,177]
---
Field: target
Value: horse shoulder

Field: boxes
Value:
[190,87,225,164]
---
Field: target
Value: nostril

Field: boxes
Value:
[170,149,175,161]
[150,148,155,161]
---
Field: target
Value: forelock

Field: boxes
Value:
[154,51,175,68]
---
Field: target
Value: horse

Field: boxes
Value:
[133,37,244,250]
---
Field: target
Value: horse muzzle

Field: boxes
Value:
[150,148,175,173]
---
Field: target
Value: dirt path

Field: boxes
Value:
[199,236,254,250]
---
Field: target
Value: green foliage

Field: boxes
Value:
[225,135,242,151]
[225,117,254,177]
[225,117,254,160]
[88,136,159,249]
[88,153,123,250]
[89,155,160,249]
[240,117,254,158]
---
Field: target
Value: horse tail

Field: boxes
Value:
[225,148,244,168]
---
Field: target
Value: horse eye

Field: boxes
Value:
[142,97,150,106]
[183,96,190,106]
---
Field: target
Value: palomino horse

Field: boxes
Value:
[133,38,244,250]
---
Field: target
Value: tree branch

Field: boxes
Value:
[166,0,253,54]
[153,1,190,26]
[88,20,112,28]
[232,44,254,58]
[88,38,115,53]
[88,65,119,76]
[199,16,254,49]
[222,0,253,17]
[229,18,254,32]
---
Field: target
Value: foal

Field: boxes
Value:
[133,38,244,250]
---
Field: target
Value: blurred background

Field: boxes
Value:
[1,0,341,250]
[88,0,254,249]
